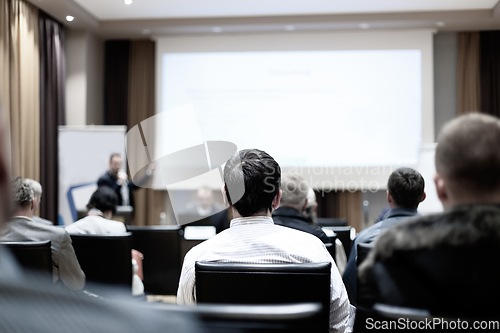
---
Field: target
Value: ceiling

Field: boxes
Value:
[28,0,500,38]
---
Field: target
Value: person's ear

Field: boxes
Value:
[272,189,282,211]
[313,202,318,213]
[420,191,427,203]
[301,198,308,212]
[387,190,393,204]
[434,173,448,205]
[221,184,228,206]
[30,198,35,211]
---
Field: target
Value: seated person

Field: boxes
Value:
[359,113,500,318]
[342,167,425,306]
[23,179,53,226]
[2,177,85,291]
[182,186,229,233]
[302,186,347,275]
[177,149,354,332]
[66,187,144,295]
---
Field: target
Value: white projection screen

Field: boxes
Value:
[154,30,434,192]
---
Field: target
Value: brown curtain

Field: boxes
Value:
[127,40,164,225]
[479,31,500,117]
[0,0,39,180]
[104,40,130,126]
[316,190,361,230]
[457,32,481,115]
[38,11,65,223]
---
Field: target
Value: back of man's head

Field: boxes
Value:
[23,179,42,200]
[12,177,33,210]
[436,113,500,198]
[224,149,281,217]
[387,168,425,209]
[87,187,118,215]
[280,174,308,210]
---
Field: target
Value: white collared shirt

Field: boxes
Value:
[177,216,355,333]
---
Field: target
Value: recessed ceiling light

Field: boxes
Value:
[285,25,295,31]
[66,15,74,22]
[436,22,445,27]
[124,0,132,5]
[142,29,151,34]
[359,23,370,29]
[212,27,223,33]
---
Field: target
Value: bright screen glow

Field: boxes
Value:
[161,50,421,168]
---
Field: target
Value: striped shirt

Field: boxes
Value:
[177,216,355,333]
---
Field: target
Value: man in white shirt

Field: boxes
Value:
[177,149,354,333]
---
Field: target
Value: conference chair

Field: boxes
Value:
[127,225,182,295]
[1,240,52,282]
[356,243,374,308]
[148,302,324,333]
[70,233,132,296]
[315,218,347,227]
[322,226,355,259]
[195,261,331,332]
[324,242,335,262]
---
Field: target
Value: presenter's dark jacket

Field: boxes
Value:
[97,171,139,207]
[342,207,418,306]
[358,204,500,318]
[272,206,330,244]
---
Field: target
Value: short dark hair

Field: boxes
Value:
[224,149,281,217]
[109,153,122,163]
[387,167,425,209]
[12,177,33,208]
[436,113,500,193]
[87,187,118,215]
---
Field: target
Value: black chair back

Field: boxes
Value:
[149,302,324,333]
[1,240,52,279]
[127,225,182,295]
[324,242,335,262]
[316,218,347,227]
[195,261,331,332]
[322,226,353,259]
[357,243,374,267]
[70,233,132,294]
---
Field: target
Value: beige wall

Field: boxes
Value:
[65,29,104,126]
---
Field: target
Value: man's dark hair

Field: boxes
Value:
[435,113,500,193]
[12,177,33,208]
[387,167,425,209]
[109,153,122,163]
[224,149,281,217]
[87,187,118,215]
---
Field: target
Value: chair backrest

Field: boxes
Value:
[315,218,347,227]
[70,233,132,294]
[322,226,354,259]
[324,242,335,262]
[1,240,52,278]
[195,261,331,332]
[357,243,374,267]
[127,225,182,295]
[150,302,324,333]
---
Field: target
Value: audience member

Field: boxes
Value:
[343,167,425,306]
[2,177,85,291]
[273,174,330,242]
[302,186,348,275]
[177,149,354,332]
[66,187,144,295]
[23,178,52,226]
[97,154,154,207]
[182,186,230,233]
[359,113,500,318]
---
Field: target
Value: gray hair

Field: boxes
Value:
[12,177,33,208]
[280,174,308,206]
[23,178,42,199]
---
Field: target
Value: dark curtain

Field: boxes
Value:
[479,31,500,117]
[316,191,339,218]
[38,11,65,223]
[104,40,130,125]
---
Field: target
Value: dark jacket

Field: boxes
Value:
[343,207,418,306]
[358,204,500,318]
[272,206,330,244]
[97,171,139,207]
